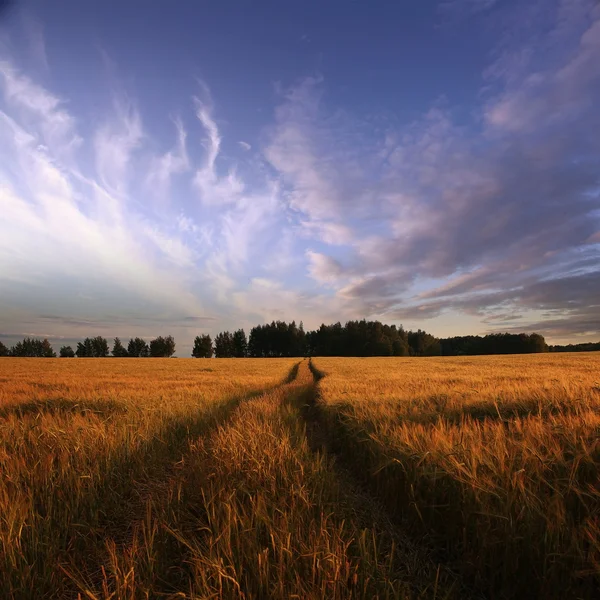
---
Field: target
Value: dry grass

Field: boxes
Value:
[0,358,453,599]
[0,358,296,598]
[313,354,600,599]
[4,354,596,599]
[71,361,438,600]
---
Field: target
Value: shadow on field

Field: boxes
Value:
[303,360,600,600]
[3,362,301,599]
[397,396,600,428]
[0,398,129,419]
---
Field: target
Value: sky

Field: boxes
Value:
[0,0,599,356]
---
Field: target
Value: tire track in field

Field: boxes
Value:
[296,359,480,600]
[74,360,413,599]
[57,362,303,599]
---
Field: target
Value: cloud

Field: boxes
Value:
[300,220,352,245]
[146,116,190,202]
[238,140,251,151]
[265,75,375,226]
[143,225,197,269]
[306,251,344,284]
[0,58,206,343]
[94,93,143,197]
[0,61,81,155]
[263,0,600,339]
[22,12,49,70]
[192,97,246,206]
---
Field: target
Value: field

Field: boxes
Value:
[0,355,598,599]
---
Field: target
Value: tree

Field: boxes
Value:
[232,329,248,357]
[392,338,410,356]
[439,333,549,356]
[76,339,92,357]
[112,337,128,357]
[76,337,109,357]
[192,334,213,358]
[0,340,9,357]
[214,331,236,358]
[408,330,441,356]
[59,345,75,358]
[91,336,109,357]
[10,337,56,357]
[150,335,176,357]
[128,337,149,357]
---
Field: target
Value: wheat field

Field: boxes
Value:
[1,354,599,599]
[312,354,600,599]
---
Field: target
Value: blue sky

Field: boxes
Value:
[0,0,599,355]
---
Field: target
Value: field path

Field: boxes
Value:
[5,359,481,599]
[2,361,301,600]
[295,359,479,600]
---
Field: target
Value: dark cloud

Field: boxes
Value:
[389,270,600,337]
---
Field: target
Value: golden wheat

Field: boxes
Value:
[312,354,600,599]
[3,354,597,599]
[0,357,296,598]
[73,361,442,600]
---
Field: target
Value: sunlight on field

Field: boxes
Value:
[0,358,296,598]
[1,354,598,599]
[313,354,600,599]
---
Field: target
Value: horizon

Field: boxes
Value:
[1,319,595,359]
[1,0,599,357]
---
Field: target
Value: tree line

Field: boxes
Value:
[0,336,176,358]
[548,341,600,352]
[440,333,549,355]
[193,321,554,358]
[3,320,597,359]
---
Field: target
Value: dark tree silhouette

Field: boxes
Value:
[76,339,92,357]
[233,329,248,357]
[92,336,109,357]
[59,345,75,358]
[1,323,557,360]
[112,337,128,357]
[248,321,307,357]
[550,341,600,352]
[150,335,176,357]
[128,337,149,357]
[10,337,56,357]
[440,333,549,355]
[76,337,109,357]
[192,334,213,358]
[214,331,236,357]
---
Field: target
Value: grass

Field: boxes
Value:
[312,354,600,599]
[0,358,296,598]
[71,361,446,600]
[1,354,598,598]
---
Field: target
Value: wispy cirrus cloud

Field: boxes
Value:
[94,93,143,197]
[146,116,190,203]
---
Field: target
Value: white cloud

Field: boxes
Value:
[193,99,245,206]
[306,251,344,284]
[146,116,190,202]
[94,94,143,196]
[0,61,81,156]
[0,58,204,327]
[143,225,197,269]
